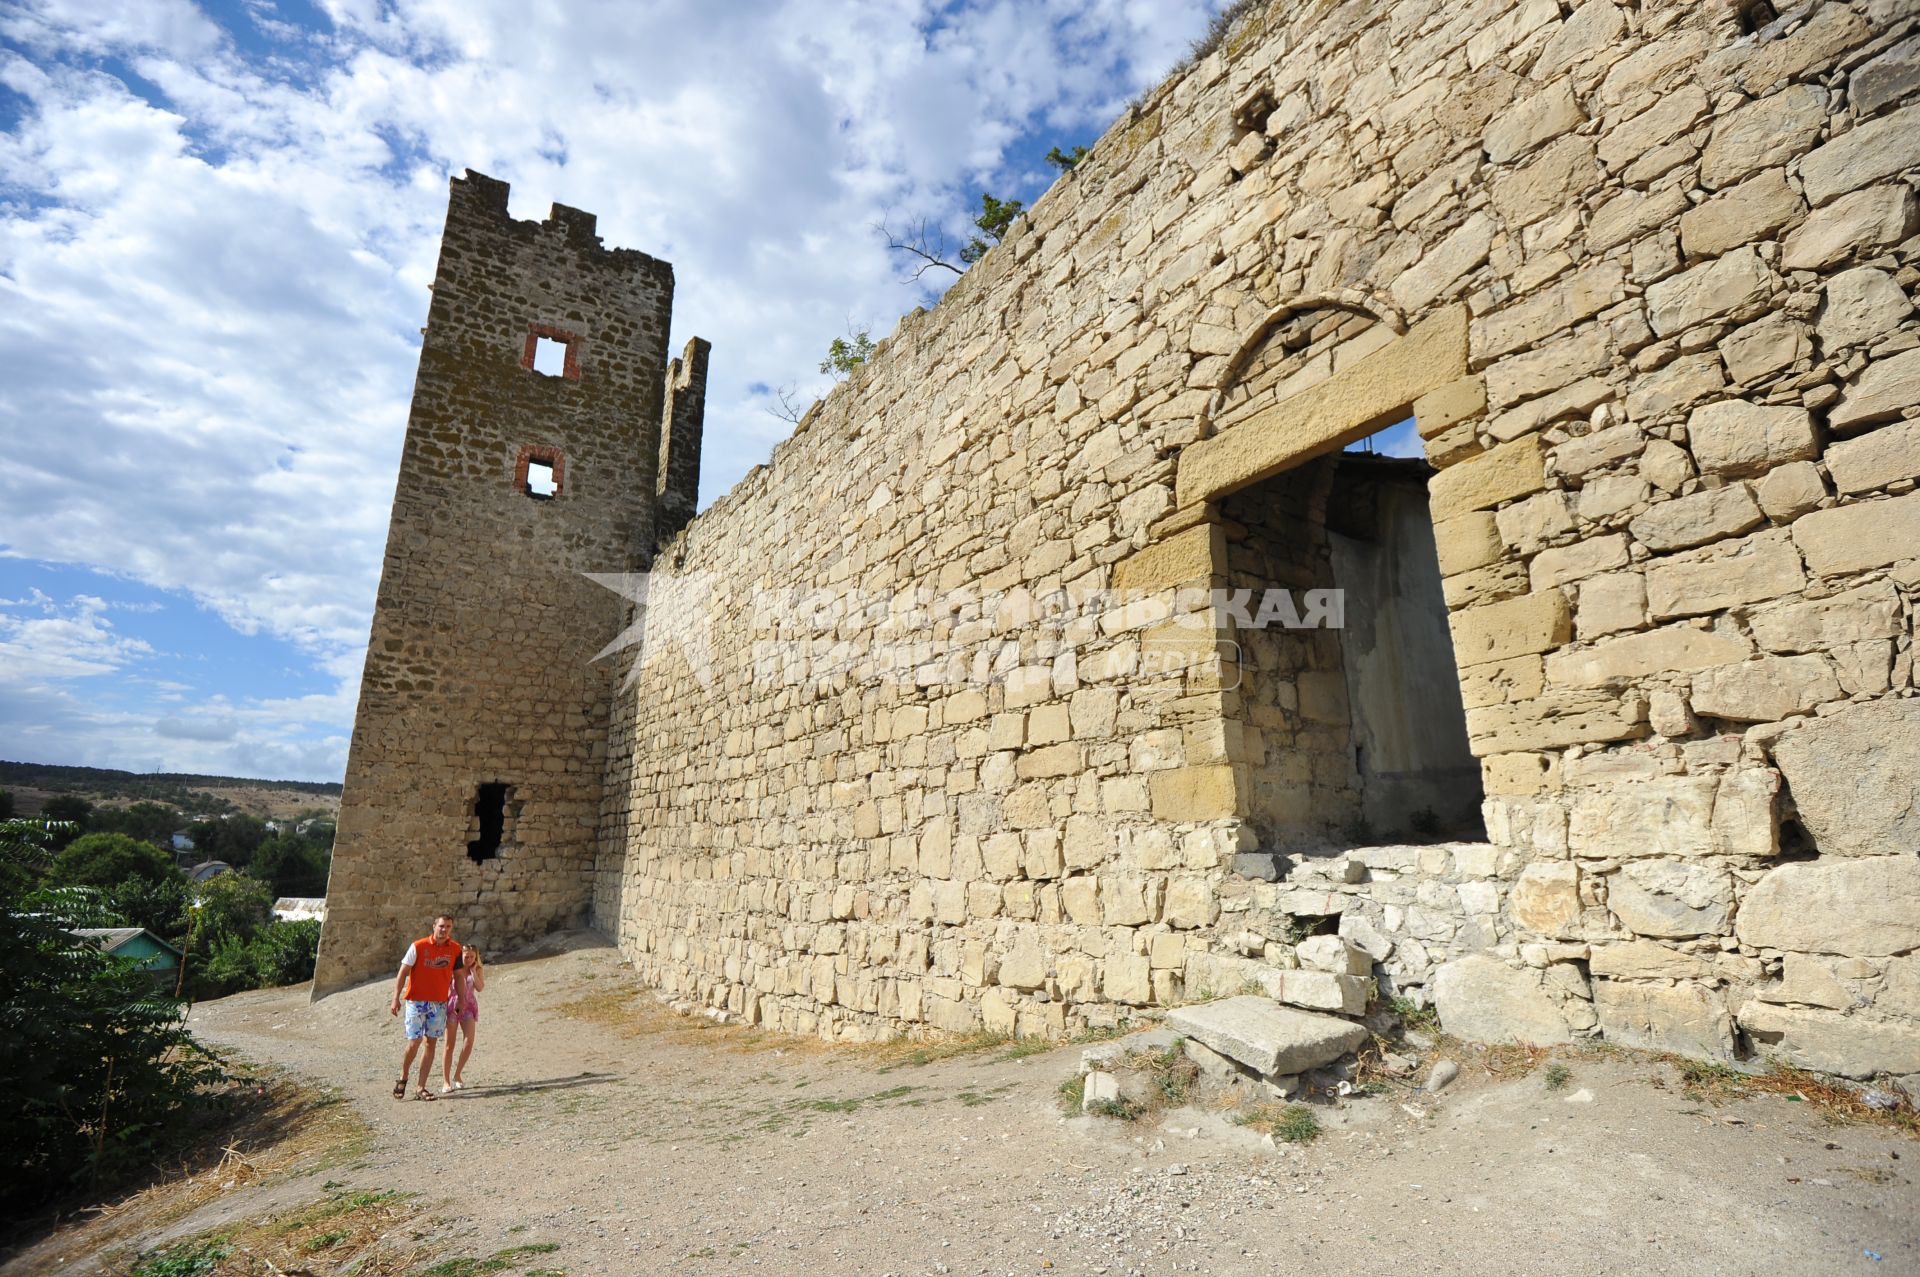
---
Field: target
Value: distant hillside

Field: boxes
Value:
[0,760,341,796]
[0,760,342,821]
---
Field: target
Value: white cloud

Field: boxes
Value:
[0,0,1229,778]
[0,591,153,679]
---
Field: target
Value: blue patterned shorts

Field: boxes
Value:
[403,999,448,1040]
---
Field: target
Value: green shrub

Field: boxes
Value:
[194,919,321,998]
[0,821,225,1214]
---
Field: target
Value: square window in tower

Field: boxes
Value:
[526,459,557,498]
[532,335,568,376]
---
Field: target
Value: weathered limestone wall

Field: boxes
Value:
[588,0,1919,1077]
[602,0,1920,1075]
[316,173,676,995]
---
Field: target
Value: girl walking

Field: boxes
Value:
[441,944,484,1093]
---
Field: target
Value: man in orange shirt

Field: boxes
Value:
[389,913,464,1100]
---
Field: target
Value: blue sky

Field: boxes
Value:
[0,0,1238,782]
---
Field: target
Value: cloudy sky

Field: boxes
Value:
[0,0,1237,783]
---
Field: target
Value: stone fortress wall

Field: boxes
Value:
[323,0,1920,1081]
[314,173,691,995]
[593,0,1920,1080]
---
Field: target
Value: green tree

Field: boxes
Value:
[193,871,272,947]
[1044,144,1089,172]
[959,193,1025,264]
[90,801,180,846]
[0,820,223,1212]
[109,874,191,942]
[49,832,178,890]
[248,834,329,899]
[185,814,267,867]
[198,919,321,998]
[819,329,877,379]
[0,789,12,820]
[47,833,190,939]
[41,794,93,823]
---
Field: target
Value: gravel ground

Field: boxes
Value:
[24,932,1918,1277]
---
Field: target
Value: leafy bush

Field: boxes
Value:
[49,832,177,889]
[0,821,224,1214]
[195,920,320,998]
[193,870,272,945]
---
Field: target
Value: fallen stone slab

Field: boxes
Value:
[1080,1027,1181,1072]
[1164,996,1369,1077]
[1082,1070,1121,1112]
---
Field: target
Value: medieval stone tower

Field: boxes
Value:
[313,171,703,996]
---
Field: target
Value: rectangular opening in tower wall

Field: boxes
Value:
[467,783,509,863]
[526,459,557,498]
[532,336,567,377]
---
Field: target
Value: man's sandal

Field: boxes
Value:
[392,1077,407,1099]
[414,1087,436,1101]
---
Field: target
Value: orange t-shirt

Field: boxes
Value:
[403,937,462,1002]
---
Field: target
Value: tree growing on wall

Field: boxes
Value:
[820,329,876,379]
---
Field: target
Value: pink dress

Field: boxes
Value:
[447,969,480,1024]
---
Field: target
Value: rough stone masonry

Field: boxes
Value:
[320,0,1920,1085]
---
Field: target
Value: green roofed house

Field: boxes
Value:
[70,927,182,983]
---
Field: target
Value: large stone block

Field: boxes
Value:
[1530,535,1629,591]
[1449,590,1572,667]
[1817,267,1914,353]
[1545,623,1749,687]
[1781,184,1918,271]
[1699,84,1827,190]
[1567,776,1716,859]
[1148,764,1241,822]
[1258,968,1371,1015]
[1588,941,1713,981]
[1595,981,1735,1059]
[1644,530,1805,620]
[1689,654,1841,722]
[1736,855,1920,955]
[1736,1002,1920,1079]
[1510,861,1581,937]
[1429,434,1548,519]
[1164,996,1369,1077]
[1800,102,1920,206]
[1432,510,1504,577]
[1485,79,1585,164]
[1824,420,1920,495]
[1749,582,1901,654]
[1114,523,1224,593]
[1645,248,1775,337]
[1466,691,1647,754]
[1628,484,1763,552]
[1770,700,1920,858]
[1677,169,1803,261]
[1606,860,1732,939]
[1431,955,1571,1046]
[1686,401,1817,478]
[1791,490,1920,574]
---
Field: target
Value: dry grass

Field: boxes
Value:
[1661,1056,1919,1136]
[121,1185,429,1277]
[4,1062,377,1273]
[1234,1102,1320,1143]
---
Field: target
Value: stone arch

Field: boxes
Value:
[1197,290,1407,441]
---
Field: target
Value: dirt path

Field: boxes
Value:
[19,932,1918,1276]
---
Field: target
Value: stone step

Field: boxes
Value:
[1165,995,1370,1078]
